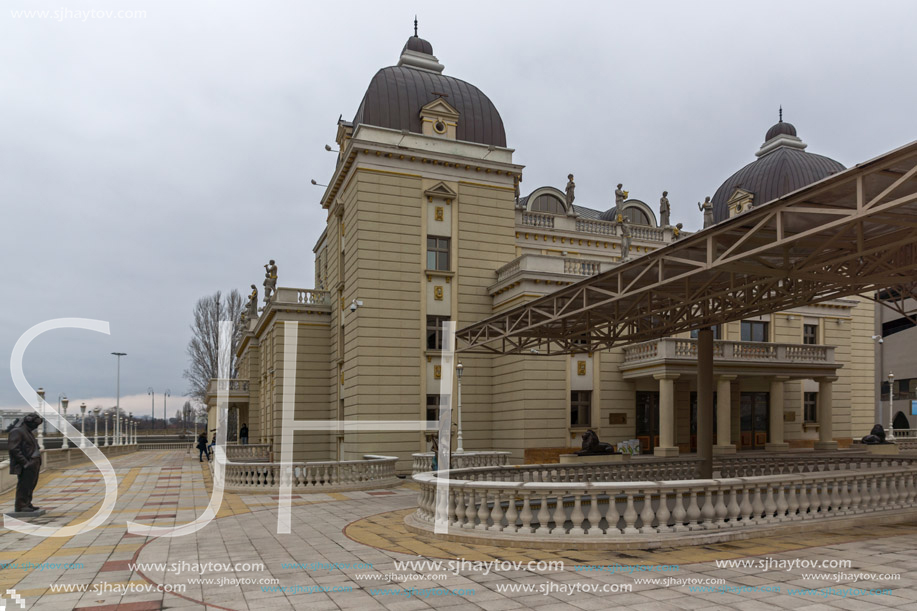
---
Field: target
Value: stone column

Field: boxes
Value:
[766,376,790,451]
[815,376,839,450]
[653,373,680,457]
[714,375,737,455]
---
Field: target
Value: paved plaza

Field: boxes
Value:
[1,451,916,610]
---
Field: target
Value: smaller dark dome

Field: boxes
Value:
[765,120,797,141]
[403,36,433,55]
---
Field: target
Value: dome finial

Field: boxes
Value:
[779,105,783,123]
[414,15,418,37]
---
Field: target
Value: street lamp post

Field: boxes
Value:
[79,403,87,449]
[104,413,109,446]
[111,352,126,449]
[36,388,45,450]
[888,372,896,442]
[163,389,170,432]
[456,362,464,453]
[147,387,154,433]
[129,412,133,444]
[93,406,101,446]
[60,396,69,449]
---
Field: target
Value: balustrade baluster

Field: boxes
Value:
[686,491,701,530]
[786,482,800,520]
[535,494,551,534]
[489,490,505,532]
[623,492,640,534]
[713,488,728,528]
[763,484,777,523]
[586,492,604,535]
[519,492,533,533]
[550,492,567,535]
[672,490,688,532]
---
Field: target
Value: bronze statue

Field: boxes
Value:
[8,413,44,514]
[577,429,616,456]
[263,260,277,302]
[698,196,714,228]
[565,174,575,209]
[861,424,888,445]
[659,191,671,227]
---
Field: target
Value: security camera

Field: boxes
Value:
[350,299,363,312]
[872,335,884,344]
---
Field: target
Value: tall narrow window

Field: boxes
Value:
[804,392,818,423]
[803,324,818,345]
[426,236,450,271]
[426,395,442,422]
[426,316,449,350]
[570,391,592,427]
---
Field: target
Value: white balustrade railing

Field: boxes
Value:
[413,464,917,541]
[521,212,555,228]
[575,218,617,236]
[272,287,332,306]
[226,444,271,461]
[223,454,398,492]
[563,258,603,276]
[629,226,665,241]
[623,338,834,366]
[412,451,510,475]
[138,442,194,451]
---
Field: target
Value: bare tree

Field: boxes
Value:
[183,290,243,402]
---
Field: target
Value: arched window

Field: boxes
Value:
[622,206,651,226]
[530,194,566,215]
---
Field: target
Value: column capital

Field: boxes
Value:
[816,376,839,383]
[717,374,738,382]
[769,375,791,382]
[653,373,680,381]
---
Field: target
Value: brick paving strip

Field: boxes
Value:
[0,451,915,610]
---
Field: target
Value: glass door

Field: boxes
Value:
[635,391,660,454]
[740,392,769,449]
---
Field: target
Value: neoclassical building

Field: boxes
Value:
[209,33,875,471]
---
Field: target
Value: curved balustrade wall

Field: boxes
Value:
[409,454,917,548]
[412,451,510,475]
[223,454,399,493]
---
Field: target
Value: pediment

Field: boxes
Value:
[419,97,460,120]
[727,188,754,205]
[424,181,457,202]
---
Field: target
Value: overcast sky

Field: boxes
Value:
[2,0,916,416]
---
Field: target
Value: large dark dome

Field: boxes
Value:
[352,38,507,147]
[711,120,844,223]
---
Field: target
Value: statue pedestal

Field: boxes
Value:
[4,509,46,518]
[866,443,900,455]
[559,453,630,464]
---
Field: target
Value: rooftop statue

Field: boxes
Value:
[577,429,616,456]
[620,217,632,260]
[659,191,671,227]
[615,183,627,209]
[263,260,277,303]
[698,196,714,228]
[247,284,259,318]
[565,173,575,208]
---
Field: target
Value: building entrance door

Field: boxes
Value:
[635,391,660,454]
[740,392,769,449]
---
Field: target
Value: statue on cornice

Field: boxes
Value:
[660,191,671,227]
[246,284,259,318]
[263,260,277,302]
[565,174,575,208]
[698,196,714,228]
[615,183,626,209]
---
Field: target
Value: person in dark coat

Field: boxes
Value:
[196,432,210,462]
[8,413,44,512]
[239,424,249,445]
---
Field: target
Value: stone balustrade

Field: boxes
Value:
[412,451,510,474]
[138,442,194,451]
[622,338,834,366]
[521,211,555,228]
[225,444,270,462]
[222,454,399,493]
[410,460,917,548]
[714,453,917,477]
[272,287,332,305]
